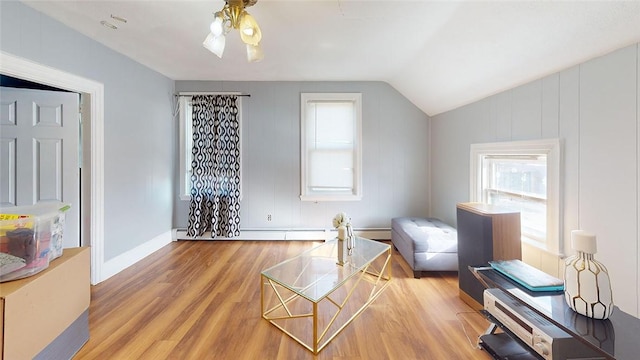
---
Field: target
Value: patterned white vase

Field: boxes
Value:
[564,230,614,319]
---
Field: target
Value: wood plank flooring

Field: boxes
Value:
[74,240,493,360]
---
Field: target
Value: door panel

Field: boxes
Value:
[0,87,80,248]
[35,138,63,201]
[0,138,17,205]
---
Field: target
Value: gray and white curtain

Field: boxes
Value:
[187,95,241,237]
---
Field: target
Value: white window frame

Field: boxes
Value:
[470,138,563,255]
[179,93,242,200]
[300,93,362,202]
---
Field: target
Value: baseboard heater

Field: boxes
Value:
[173,228,391,241]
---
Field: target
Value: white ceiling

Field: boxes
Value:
[22,0,640,116]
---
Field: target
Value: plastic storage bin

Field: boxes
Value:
[0,202,70,282]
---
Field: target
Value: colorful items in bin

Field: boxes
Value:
[6,228,37,262]
[49,203,70,260]
[0,202,70,282]
[0,214,36,260]
[0,252,26,276]
[0,213,31,221]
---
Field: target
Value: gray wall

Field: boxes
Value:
[430,43,640,317]
[174,81,430,230]
[0,1,175,261]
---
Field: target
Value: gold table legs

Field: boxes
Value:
[261,249,392,354]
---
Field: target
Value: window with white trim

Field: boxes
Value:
[470,139,562,254]
[300,93,362,201]
[178,94,242,200]
[179,96,193,200]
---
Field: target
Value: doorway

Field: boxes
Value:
[0,84,81,248]
[0,52,105,284]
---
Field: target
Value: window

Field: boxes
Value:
[470,139,562,254]
[179,96,193,200]
[178,94,242,200]
[300,93,362,201]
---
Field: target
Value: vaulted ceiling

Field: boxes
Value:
[22,0,640,116]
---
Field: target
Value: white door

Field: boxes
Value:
[0,87,80,248]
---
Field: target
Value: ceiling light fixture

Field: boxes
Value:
[203,0,264,62]
[100,20,117,30]
[110,14,128,23]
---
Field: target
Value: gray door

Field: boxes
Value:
[0,87,80,248]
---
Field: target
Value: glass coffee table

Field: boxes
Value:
[260,237,392,354]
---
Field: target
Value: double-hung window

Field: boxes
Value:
[178,94,242,200]
[300,93,362,201]
[470,139,562,254]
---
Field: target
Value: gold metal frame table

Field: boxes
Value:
[260,237,392,354]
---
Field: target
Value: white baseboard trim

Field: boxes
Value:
[174,228,391,241]
[101,230,173,282]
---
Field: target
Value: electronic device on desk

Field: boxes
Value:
[481,289,605,360]
[489,260,564,292]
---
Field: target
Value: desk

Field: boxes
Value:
[473,267,640,360]
[261,237,391,354]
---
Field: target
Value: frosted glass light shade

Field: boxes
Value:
[203,33,226,58]
[246,43,264,62]
[210,12,225,36]
[239,11,262,46]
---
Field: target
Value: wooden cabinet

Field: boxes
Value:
[456,202,521,309]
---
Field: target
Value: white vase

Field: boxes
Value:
[564,230,614,319]
[337,225,346,265]
[338,225,347,241]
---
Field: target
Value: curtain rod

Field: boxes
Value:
[177,92,251,97]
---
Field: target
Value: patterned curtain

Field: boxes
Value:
[187,95,241,237]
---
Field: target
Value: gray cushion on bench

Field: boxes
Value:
[391,217,458,278]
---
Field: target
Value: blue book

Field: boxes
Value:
[489,259,564,292]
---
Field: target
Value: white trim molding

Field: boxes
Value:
[102,231,173,281]
[0,51,106,284]
[174,228,391,241]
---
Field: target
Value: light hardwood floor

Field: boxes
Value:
[74,240,494,360]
